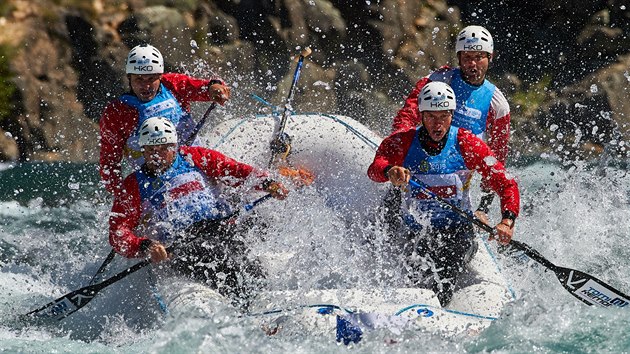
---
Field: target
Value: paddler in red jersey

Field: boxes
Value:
[99,44,231,196]
[109,116,288,306]
[368,81,520,307]
[388,25,511,224]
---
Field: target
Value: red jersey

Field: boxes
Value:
[109,146,268,258]
[391,66,511,165]
[368,127,520,217]
[99,73,223,195]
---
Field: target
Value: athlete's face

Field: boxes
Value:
[458,51,491,86]
[422,110,453,142]
[142,143,177,174]
[129,74,162,102]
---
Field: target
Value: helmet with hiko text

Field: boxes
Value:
[138,117,177,147]
[126,44,164,74]
[455,25,494,54]
[418,81,457,112]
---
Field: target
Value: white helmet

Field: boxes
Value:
[138,117,177,146]
[455,25,494,54]
[418,82,456,112]
[126,44,164,74]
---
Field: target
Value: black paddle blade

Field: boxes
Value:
[553,266,630,309]
[22,259,151,323]
[23,284,98,322]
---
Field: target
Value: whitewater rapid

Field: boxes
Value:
[1,159,630,352]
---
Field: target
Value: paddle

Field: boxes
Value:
[268,47,312,168]
[88,249,116,286]
[407,179,630,308]
[183,102,217,146]
[88,102,219,286]
[23,194,273,323]
[23,256,154,322]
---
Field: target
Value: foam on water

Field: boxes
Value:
[1,160,630,352]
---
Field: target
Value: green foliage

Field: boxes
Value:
[0,1,15,18]
[0,45,17,123]
[512,75,552,117]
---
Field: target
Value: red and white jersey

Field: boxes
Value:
[391,66,511,165]
[108,146,268,258]
[367,127,520,219]
[99,73,223,196]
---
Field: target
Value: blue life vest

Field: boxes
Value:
[134,154,231,243]
[429,68,496,137]
[121,84,197,167]
[402,126,473,230]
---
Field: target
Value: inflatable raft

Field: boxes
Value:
[204,113,515,341]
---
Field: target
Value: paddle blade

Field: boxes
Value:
[553,266,630,309]
[24,285,98,322]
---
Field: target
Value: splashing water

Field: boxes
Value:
[1,158,629,352]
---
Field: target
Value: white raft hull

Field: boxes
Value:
[250,237,513,340]
[204,113,514,340]
[204,113,387,225]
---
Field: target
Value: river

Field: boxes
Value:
[1,159,629,353]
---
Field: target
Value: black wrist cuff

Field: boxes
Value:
[476,193,495,213]
[140,239,153,253]
[383,165,393,179]
[261,178,274,190]
[501,210,517,222]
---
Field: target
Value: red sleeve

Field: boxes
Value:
[99,100,138,196]
[457,128,520,217]
[109,174,147,258]
[161,73,224,112]
[368,129,417,182]
[179,146,268,187]
[391,78,429,133]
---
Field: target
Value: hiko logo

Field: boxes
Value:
[132,57,155,72]
[147,130,168,145]
[430,93,450,108]
[133,65,155,72]
[463,37,483,51]
[71,293,95,306]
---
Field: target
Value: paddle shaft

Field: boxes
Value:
[268,48,311,168]
[24,194,273,321]
[183,102,217,146]
[88,103,218,285]
[409,179,566,270]
[276,49,310,139]
[407,179,495,234]
[88,249,116,286]
[407,179,630,307]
